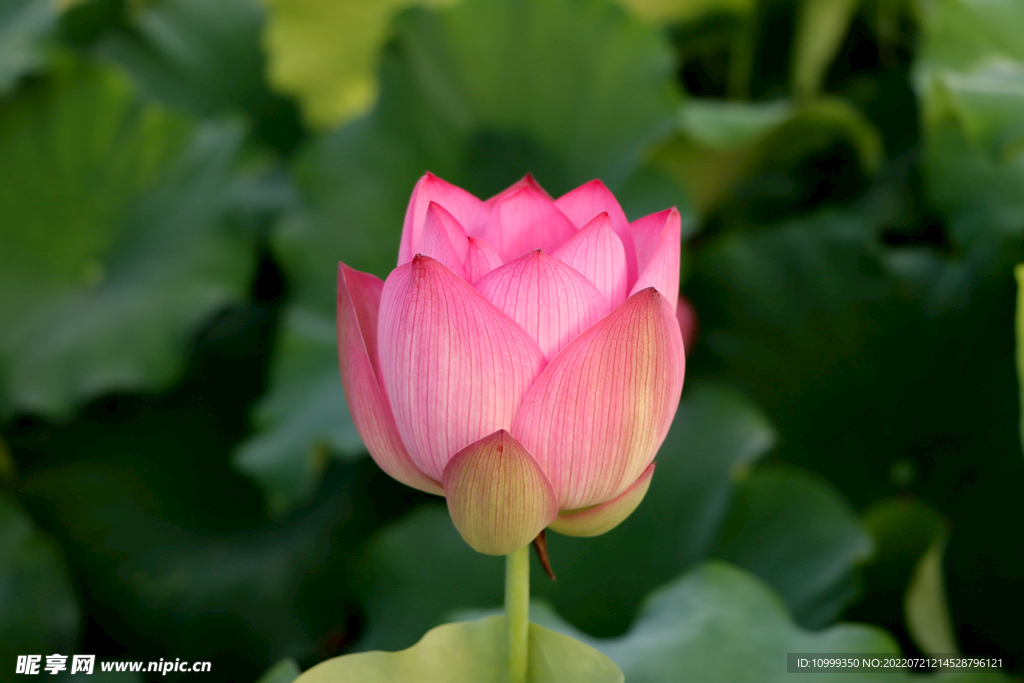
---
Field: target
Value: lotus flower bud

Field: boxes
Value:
[338,173,686,555]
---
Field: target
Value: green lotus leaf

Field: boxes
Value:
[0,59,258,417]
[263,0,460,128]
[913,0,1024,242]
[0,493,78,670]
[0,0,57,94]
[295,616,622,683]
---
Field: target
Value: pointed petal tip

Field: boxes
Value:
[475,249,607,359]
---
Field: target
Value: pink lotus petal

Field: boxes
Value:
[475,250,607,360]
[629,208,681,307]
[399,173,488,265]
[484,174,553,208]
[465,236,503,283]
[551,212,628,312]
[419,202,469,280]
[337,264,442,495]
[481,181,577,262]
[630,209,672,275]
[511,288,685,509]
[555,179,637,283]
[548,463,655,537]
[378,256,546,481]
[443,429,558,555]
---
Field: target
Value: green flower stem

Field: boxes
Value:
[505,544,530,683]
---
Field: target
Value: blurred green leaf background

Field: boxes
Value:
[1,0,1022,680]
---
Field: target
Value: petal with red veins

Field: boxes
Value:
[548,463,655,537]
[465,236,503,283]
[443,430,558,555]
[378,256,546,481]
[630,208,677,272]
[419,202,469,280]
[481,182,577,261]
[629,208,681,307]
[399,173,488,265]
[475,250,607,360]
[512,288,685,509]
[551,212,628,312]
[337,264,442,495]
[555,179,637,283]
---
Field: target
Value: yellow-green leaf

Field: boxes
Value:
[905,531,959,655]
[263,0,460,128]
[792,0,861,99]
[295,616,622,683]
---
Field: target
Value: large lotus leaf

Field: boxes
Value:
[0,59,258,418]
[0,0,56,94]
[96,0,271,119]
[653,97,881,215]
[913,0,1024,242]
[0,494,78,672]
[709,465,874,628]
[239,0,683,513]
[470,562,899,683]
[296,616,622,683]
[687,206,1024,661]
[234,307,362,517]
[352,385,881,651]
[256,658,301,683]
[263,0,459,129]
[19,440,364,682]
[545,562,1014,682]
[457,565,1014,683]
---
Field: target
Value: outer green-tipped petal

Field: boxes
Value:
[337,264,442,496]
[379,257,546,481]
[548,463,655,537]
[512,289,685,510]
[442,430,559,555]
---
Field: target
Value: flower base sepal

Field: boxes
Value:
[443,430,558,556]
